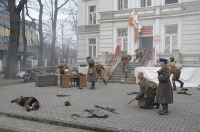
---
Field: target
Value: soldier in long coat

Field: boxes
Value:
[86,57,96,90]
[156,58,173,115]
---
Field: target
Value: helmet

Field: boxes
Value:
[65,101,71,106]
[137,72,144,80]
[170,56,175,62]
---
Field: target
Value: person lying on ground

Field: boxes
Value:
[11,96,39,112]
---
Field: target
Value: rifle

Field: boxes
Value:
[127,98,136,105]
[94,105,118,114]
[57,94,71,97]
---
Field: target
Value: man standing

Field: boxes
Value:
[134,49,142,62]
[156,58,173,115]
[121,51,132,78]
[11,96,39,112]
[169,56,184,91]
[86,57,96,90]
[95,61,107,85]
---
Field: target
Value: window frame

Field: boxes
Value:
[88,5,96,25]
[116,28,128,52]
[164,24,178,53]
[165,0,179,5]
[118,0,128,10]
[88,38,97,58]
[141,0,152,7]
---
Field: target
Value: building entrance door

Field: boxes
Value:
[140,36,153,51]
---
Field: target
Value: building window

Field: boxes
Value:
[88,5,96,25]
[164,25,178,53]
[88,38,96,57]
[141,0,152,7]
[118,0,128,10]
[117,28,128,51]
[165,0,178,4]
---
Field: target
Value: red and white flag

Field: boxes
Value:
[115,43,120,55]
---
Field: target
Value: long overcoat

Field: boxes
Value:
[156,66,173,104]
[87,59,96,82]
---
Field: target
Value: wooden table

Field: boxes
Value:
[60,74,87,88]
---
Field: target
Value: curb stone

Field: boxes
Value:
[0,112,136,132]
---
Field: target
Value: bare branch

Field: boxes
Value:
[72,0,78,7]
[0,0,8,9]
[57,0,69,10]
[25,2,35,28]
[0,23,9,30]
[16,0,28,12]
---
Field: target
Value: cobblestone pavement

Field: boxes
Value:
[0,115,93,132]
[0,82,200,132]
[0,74,23,86]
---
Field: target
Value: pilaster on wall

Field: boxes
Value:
[172,49,180,62]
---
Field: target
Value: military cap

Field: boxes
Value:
[159,58,168,62]
[86,57,91,59]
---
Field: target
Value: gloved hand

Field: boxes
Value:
[144,95,148,99]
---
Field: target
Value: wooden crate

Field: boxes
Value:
[35,75,58,87]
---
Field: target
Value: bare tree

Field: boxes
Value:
[49,0,69,66]
[37,0,44,67]
[2,0,28,79]
[22,6,28,68]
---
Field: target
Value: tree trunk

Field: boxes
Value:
[22,7,27,68]
[49,0,58,66]
[37,0,44,67]
[5,0,28,79]
[49,0,69,66]
[5,2,21,79]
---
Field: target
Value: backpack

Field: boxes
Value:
[175,61,182,70]
[149,81,157,90]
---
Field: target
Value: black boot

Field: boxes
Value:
[103,79,107,85]
[177,80,184,88]
[173,83,177,91]
[125,72,127,78]
[159,104,168,115]
[166,103,168,113]
[90,81,95,90]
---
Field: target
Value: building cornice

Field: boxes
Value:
[99,1,200,22]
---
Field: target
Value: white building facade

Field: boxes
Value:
[77,0,200,64]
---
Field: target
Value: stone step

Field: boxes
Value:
[112,73,135,76]
[118,63,141,65]
[111,75,136,78]
[116,67,136,69]
[115,70,135,73]
[117,65,140,67]
[109,78,135,81]
[108,80,136,84]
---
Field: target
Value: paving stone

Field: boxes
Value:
[0,82,200,131]
[0,115,93,132]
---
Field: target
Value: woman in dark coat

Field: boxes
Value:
[156,58,173,115]
[86,57,97,90]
